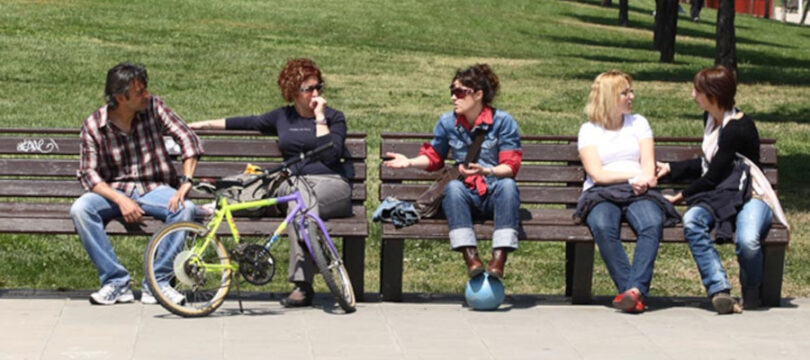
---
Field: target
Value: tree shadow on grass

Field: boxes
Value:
[755,106,810,214]
[756,106,810,125]
[547,35,810,85]
[775,153,810,213]
[568,13,790,49]
[577,54,652,64]
[558,0,652,15]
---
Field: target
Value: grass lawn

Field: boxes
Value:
[1,0,808,299]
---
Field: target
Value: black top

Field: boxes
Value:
[669,111,760,198]
[226,106,348,177]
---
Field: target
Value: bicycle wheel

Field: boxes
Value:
[306,219,356,313]
[144,222,232,317]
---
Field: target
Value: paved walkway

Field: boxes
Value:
[1,293,809,360]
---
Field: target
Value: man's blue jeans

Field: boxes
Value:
[585,200,663,297]
[442,178,520,251]
[683,198,773,296]
[70,185,194,288]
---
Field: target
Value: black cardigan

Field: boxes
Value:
[669,111,760,198]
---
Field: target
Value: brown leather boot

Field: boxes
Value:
[280,282,314,308]
[487,248,508,280]
[461,247,485,278]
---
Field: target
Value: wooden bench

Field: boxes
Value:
[378,132,789,306]
[0,128,368,299]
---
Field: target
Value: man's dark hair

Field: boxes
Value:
[104,62,148,110]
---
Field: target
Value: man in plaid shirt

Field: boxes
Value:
[70,62,204,305]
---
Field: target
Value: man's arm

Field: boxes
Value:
[152,97,204,212]
[168,156,198,212]
[93,182,145,223]
[77,122,145,223]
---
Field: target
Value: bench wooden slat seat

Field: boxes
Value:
[0,128,368,299]
[378,132,788,306]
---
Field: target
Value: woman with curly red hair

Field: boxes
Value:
[190,58,351,308]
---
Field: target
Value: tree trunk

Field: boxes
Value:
[716,0,737,73]
[619,0,629,26]
[802,0,810,24]
[602,0,612,7]
[654,0,665,50]
[658,0,679,62]
[764,0,771,19]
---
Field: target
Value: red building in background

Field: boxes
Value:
[705,0,774,18]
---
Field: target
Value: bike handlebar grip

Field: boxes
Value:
[305,141,334,159]
[263,141,335,175]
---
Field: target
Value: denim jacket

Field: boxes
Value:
[423,108,522,192]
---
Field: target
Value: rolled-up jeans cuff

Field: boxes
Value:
[449,228,477,250]
[493,228,519,250]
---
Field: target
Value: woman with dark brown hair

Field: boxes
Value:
[657,65,787,314]
[189,58,351,308]
[383,64,522,280]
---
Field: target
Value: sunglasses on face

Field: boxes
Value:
[449,86,474,98]
[300,82,324,93]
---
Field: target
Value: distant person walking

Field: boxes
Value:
[690,0,704,21]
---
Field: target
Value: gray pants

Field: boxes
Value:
[276,174,352,284]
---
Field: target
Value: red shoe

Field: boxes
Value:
[614,290,645,314]
[611,294,623,308]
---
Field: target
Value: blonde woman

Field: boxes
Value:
[576,70,676,313]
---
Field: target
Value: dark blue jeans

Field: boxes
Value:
[442,178,520,251]
[585,199,664,297]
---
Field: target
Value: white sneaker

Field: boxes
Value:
[161,285,187,305]
[194,201,216,218]
[141,285,186,305]
[140,288,157,304]
[89,282,134,305]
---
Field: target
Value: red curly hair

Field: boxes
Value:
[277,58,323,103]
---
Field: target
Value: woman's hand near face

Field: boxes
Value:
[383,152,411,169]
[310,96,327,119]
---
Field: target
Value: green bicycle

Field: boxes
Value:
[143,143,356,317]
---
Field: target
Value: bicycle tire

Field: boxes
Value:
[306,219,356,313]
[143,222,232,317]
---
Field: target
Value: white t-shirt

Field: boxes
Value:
[577,114,653,191]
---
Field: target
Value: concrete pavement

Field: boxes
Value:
[1,292,809,360]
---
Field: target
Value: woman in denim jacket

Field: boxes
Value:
[384,64,522,279]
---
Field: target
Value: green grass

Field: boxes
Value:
[1,0,809,299]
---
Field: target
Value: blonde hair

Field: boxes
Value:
[584,70,632,128]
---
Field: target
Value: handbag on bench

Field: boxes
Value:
[415,129,487,218]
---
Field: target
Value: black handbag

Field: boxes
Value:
[415,129,487,218]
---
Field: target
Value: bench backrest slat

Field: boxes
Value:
[0,128,368,207]
[379,132,780,207]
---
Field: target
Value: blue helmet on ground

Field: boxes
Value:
[465,272,505,310]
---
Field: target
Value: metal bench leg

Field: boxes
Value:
[342,236,365,302]
[565,242,574,297]
[761,244,786,307]
[567,242,594,304]
[380,238,404,302]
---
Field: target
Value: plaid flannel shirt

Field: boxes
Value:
[77,96,204,196]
